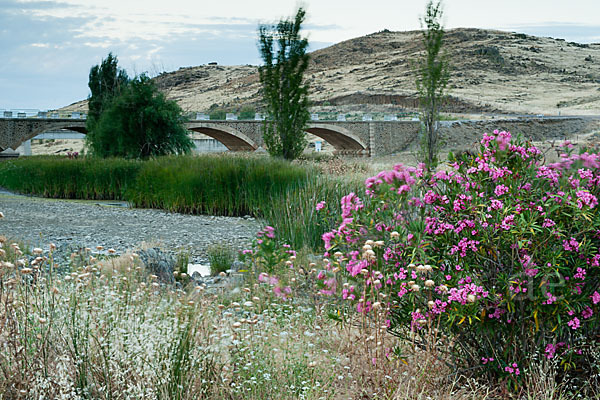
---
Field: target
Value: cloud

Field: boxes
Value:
[0,0,335,109]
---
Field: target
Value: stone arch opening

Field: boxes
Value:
[187,123,258,151]
[305,124,368,155]
[29,123,88,139]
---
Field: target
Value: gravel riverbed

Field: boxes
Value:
[0,191,262,264]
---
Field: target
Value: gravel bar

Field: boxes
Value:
[0,192,262,264]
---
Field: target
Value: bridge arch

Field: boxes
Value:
[187,123,258,151]
[305,123,368,155]
[28,123,87,140]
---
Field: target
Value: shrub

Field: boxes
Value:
[238,105,255,120]
[209,108,227,120]
[321,131,600,389]
[207,244,235,275]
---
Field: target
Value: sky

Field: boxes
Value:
[2,0,599,110]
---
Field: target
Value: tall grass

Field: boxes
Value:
[0,156,140,200]
[127,155,311,216]
[263,175,362,250]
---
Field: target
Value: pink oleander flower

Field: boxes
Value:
[576,190,598,209]
[315,201,326,211]
[567,317,581,330]
[494,184,509,197]
[563,237,580,252]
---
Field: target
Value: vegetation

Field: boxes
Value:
[258,8,310,160]
[86,52,129,133]
[206,244,235,275]
[3,131,600,398]
[209,108,227,120]
[0,155,356,250]
[415,0,450,171]
[0,156,140,200]
[87,75,193,159]
[238,105,256,120]
[319,132,600,394]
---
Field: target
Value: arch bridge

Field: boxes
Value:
[0,117,426,157]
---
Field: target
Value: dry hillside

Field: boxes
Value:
[64,28,600,116]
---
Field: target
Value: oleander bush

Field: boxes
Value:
[318,131,600,391]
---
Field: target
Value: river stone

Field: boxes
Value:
[138,248,175,284]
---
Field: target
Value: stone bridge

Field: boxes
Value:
[0,117,421,156]
[1,115,596,157]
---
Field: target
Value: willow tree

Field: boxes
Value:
[416,1,450,171]
[258,8,310,160]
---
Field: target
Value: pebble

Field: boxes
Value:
[0,193,261,265]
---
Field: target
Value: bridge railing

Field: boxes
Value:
[0,109,87,119]
[185,111,420,122]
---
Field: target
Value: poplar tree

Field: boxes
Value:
[416,1,450,171]
[258,8,310,160]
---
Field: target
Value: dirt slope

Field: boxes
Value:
[63,28,600,116]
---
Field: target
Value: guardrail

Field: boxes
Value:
[0,109,87,119]
[187,111,420,122]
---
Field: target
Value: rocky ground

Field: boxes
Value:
[0,190,261,265]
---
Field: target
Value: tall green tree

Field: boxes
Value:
[258,8,310,160]
[87,75,192,159]
[86,52,129,132]
[416,1,450,171]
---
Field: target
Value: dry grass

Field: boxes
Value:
[0,231,592,399]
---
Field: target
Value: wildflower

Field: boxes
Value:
[244,301,254,308]
[390,231,400,239]
[32,248,43,255]
[232,322,242,329]
[21,267,32,274]
[411,284,420,292]
[108,248,116,254]
[424,280,435,288]
[315,201,326,211]
[96,245,104,251]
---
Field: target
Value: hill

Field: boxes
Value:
[65,28,600,116]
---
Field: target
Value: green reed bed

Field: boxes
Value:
[127,155,311,216]
[0,155,358,250]
[0,156,140,200]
